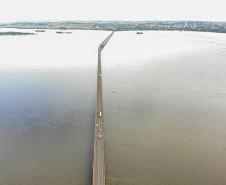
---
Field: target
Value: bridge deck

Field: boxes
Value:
[92,31,114,185]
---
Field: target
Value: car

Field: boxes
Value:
[97,124,98,126]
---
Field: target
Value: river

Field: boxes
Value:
[0,29,226,185]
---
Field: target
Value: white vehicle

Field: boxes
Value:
[100,128,102,131]
[97,124,98,127]
[98,135,102,139]
[99,112,102,117]
[99,74,102,77]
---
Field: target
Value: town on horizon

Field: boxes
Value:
[1,20,226,33]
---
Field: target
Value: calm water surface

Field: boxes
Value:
[102,31,226,185]
[0,29,110,185]
[1,29,226,185]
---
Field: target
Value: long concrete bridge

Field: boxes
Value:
[92,31,114,185]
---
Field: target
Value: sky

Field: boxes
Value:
[1,0,226,23]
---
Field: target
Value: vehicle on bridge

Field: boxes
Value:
[99,74,102,77]
[99,112,102,117]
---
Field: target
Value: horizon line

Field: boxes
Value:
[1,19,226,24]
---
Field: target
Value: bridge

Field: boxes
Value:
[92,31,114,185]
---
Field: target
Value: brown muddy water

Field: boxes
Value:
[103,31,226,185]
[0,29,226,185]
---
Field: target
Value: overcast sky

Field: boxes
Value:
[1,0,225,23]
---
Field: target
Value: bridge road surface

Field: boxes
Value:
[92,31,114,185]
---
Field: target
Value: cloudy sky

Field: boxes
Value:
[1,0,225,23]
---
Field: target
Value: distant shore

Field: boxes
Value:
[0,21,226,33]
[0,32,35,36]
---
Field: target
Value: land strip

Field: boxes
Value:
[1,21,226,33]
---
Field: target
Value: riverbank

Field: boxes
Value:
[0,20,226,33]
